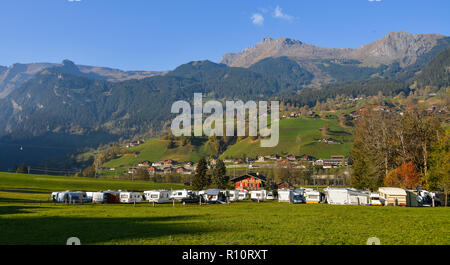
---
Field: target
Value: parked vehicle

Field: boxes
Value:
[202,189,229,203]
[228,190,240,202]
[171,189,195,201]
[120,191,143,203]
[369,193,383,206]
[250,190,267,202]
[378,187,407,206]
[278,189,293,202]
[416,187,441,207]
[52,191,88,203]
[144,190,171,203]
[292,194,306,204]
[304,189,320,204]
[238,190,249,200]
[92,190,121,204]
[181,194,205,204]
[325,188,370,205]
[266,191,275,200]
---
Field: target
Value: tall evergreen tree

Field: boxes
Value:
[192,158,208,191]
[212,159,227,189]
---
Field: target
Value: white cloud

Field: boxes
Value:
[68,0,82,2]
[251,13,264,26]
[368,0,382,2]
[273,5,294,21]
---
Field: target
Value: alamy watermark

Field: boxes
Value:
[170,93,279,147]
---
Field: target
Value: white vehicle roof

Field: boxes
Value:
[378,187,407,196]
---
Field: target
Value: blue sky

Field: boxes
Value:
[0,0,449,71]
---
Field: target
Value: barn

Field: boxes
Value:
[231,173,266,191]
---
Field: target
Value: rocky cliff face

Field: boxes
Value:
[348,31,445,66]
[221,31,446,68]
[0,60,166,99]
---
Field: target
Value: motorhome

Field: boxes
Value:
[378,187,407,206]
[278,189,293,202]
[250,190,267,202]
[144,190,171,203]
[304,189,320,204]
[325,188,370,205]
[120,191,143,203]
[171,189,194,201]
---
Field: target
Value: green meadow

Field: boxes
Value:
[102,117,353,171]
[1,173,449,245]
[221,117,353,159]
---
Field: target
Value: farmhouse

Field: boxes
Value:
[278,181,296,190]
[231,172,266,191]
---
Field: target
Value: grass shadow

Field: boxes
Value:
[0,214,220,245]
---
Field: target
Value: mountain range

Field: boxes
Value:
[0,31,448,169]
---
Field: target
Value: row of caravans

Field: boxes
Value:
[51,187,441,206]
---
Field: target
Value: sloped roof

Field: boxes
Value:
[230,172,267,183]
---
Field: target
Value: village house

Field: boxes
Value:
[231,173,266,191]
[147,166,156,175]
[257,156,268,162]
[137,160,151,167]
[164,159,174,166]
[278,181,296,190]
[286,154,297,161]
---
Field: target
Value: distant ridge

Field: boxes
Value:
[221,31,446,68]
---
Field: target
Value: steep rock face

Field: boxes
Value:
[349,31,445,66]
[0,63,56,98]
[221,37,351,68]
[220,32,446,68]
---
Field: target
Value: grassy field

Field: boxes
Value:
[221,117,353,159]
[102,117,353,172]
[1,173,449,245]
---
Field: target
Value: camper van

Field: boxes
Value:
[144,190,171,203]
[369,193,382,206]
[378,187,407,206]
[278,189,293,202]
[250,190,267,202]
[304,189,320,204]
[120,191,143,203]
[171,190,194,201]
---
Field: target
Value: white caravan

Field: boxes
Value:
[250,190,267,202]
[120,192,143,203]
[278,189,294,202]
[238,190,250,200]
[228,190,240,202]
[325,188,369,205]
[171,189,194,201]
[378,187,407,206]
[144,190,171,203]
[305,189,320,204]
